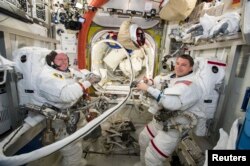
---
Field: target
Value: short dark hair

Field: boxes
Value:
[176,54,194,67]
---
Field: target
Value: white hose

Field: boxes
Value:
[0,114,45,151]
[0,39,134,166]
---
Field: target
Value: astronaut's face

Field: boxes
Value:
[174,57,193,77]
[54,53,69,71]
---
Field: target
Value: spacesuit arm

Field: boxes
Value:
[162,82,202,111]
[60,83,86,102]
[159,95,182,111]
[147,86,182,111]
[147,87,161,100]
[70,68,91,80]
[148,82,202,111]
[39,82,84,104]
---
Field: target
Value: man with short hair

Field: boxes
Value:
[36,50,101,166]
[136,54,203,166]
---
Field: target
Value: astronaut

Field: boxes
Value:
[136,54,203,166]
[35,51,101,166]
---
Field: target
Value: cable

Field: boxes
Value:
[2,125,24,151]
[82,150,139,156]
[0,39,134,166]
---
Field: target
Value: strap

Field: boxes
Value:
[78,82,86,91]
[156,92,163,102]
[151,140,168,158]
[146,125,155,138]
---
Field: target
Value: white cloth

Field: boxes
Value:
[203,119,239,166]
[209,12,240,37]
[199,14,217,39]
[119,49,145,77]
[103,49,127,71]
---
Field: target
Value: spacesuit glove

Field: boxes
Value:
[186,24,202,34]
[211,22,229,38]
[79,80,91,89]
[85,73,101,84]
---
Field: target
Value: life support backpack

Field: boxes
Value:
[194,57,226,119]
[13,47,51,105]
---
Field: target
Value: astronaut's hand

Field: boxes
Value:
[137,82,149,91]
[85,73,101,84]
[143,77,154,86]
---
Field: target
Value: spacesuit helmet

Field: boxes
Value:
[129,24,145,47]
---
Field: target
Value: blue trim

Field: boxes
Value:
[156,92,163,102]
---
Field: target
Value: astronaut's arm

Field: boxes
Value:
[39,80,91,104]
[147,87,182,111]
[71,68,101,84]
[59,81,91,103]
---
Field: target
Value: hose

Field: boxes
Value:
[0,39,134,166]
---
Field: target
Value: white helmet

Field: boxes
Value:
[129,24,145,48]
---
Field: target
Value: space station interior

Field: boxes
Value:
[1,0,250,166]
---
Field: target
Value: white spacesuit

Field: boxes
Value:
[12,47,101,166]
[34,51,100,166]
[35,65,91,109]
[137,56,226,166]
[138,71,202,166]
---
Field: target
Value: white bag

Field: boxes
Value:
[159,0,197,21]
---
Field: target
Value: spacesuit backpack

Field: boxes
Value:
[13,47,51,105]
[194,57,226,119]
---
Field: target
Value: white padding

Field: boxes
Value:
[103,49,127,71]
[119,57,143,77]
[159,0,197,21]
[13,47,51,105]
[118,20,139,50]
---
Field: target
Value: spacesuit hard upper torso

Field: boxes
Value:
[33,65,84,109]
[148,72,203,117]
